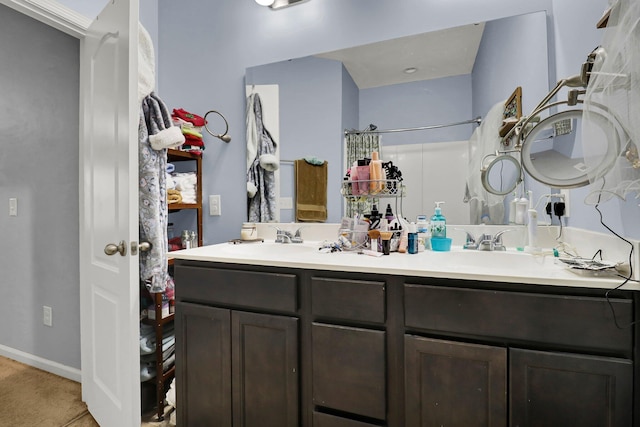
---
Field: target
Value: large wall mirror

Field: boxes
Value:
[245,10,551,225]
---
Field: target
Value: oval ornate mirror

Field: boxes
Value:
[481,154,522,195]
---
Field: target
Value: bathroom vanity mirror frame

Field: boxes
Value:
[520,108,621,189]
[245,10,552,224]
[481,153,523,196]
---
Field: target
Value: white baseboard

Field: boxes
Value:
[0,344,81,382]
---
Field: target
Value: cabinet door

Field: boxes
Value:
[405,335,507,427]
[232,311,299,427]
[510,348,633,427]
[175,302,231,427]
[312,323,386,420]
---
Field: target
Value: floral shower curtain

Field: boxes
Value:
[344,132,381,218]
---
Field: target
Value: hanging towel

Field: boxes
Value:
[464,99,507,224]
[246,93,278,222]
[295,159,328,222]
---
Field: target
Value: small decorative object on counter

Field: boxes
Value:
[241,222,258,240]
[190,230,198,248]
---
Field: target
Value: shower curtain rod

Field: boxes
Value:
[344,116,482,136]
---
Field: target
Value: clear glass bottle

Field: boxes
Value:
[181,230,192,249]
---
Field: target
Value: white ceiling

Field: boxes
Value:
[315,22,485,89]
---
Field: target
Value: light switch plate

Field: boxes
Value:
[9,198,17,216]
[209,195,221,216]
[280,197,293,209]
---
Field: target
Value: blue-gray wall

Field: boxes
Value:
[0,4,80,368]
[360,75,473,145]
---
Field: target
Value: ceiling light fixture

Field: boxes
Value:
[404,67,418,74]
[256,0,310,10]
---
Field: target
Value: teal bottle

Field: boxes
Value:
[430,202,446,238]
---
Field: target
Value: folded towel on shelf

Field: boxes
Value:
[140,344,175,365]
[172,172,197,203]
[172,108,206,126]
[139,325,175,355]
[295,159,328,222]
[167,189,182,204]
[166,173,176,189]
[139,353,176,382]
[182,127,203,139]
[140,334,175,355]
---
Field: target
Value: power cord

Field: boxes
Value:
[554,202,565,240]
[592,181,636,329]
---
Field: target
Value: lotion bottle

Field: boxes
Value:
[355,159,370,195]
[350,161,359,195]
[407,222,419,254]
[369,151,383,193]
[515,196,528,225]
[509,192,518,224]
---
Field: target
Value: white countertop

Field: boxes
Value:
[170,241,639,291]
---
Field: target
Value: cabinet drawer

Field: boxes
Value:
[312,323,386,420]
[175,265,298,313]
[311,276,385,324]
[510,348,633,427]
[404,284,633,355]
[313,411,380,427]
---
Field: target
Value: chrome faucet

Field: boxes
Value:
[478,229,511,251]
[458,229,511,251]
[272,226,304,243]
[459,230,479,250]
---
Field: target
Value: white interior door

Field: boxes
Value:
[79,1,140,426]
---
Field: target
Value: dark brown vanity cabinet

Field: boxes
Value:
[174,265,299,427]
[174,261,638,427]
[404,283,635,427]
[310,276,387,424]
[510,348,632,427]
[404,336,507,427]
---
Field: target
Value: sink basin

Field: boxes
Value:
[215,241,320,258]
[425,248,555,273]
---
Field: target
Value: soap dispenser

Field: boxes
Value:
[430,202,446,239]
